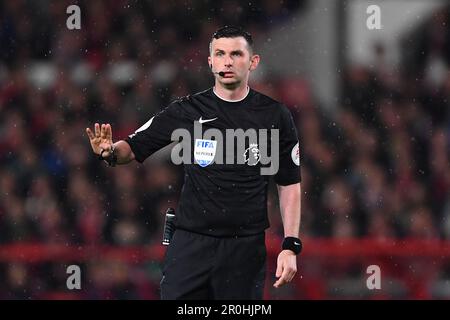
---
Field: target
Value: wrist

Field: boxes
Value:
[98,144,117,167]
[282,237,302,255]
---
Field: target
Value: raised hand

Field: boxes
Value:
[85,123,113,157]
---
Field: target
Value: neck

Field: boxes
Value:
[213,83,249,101]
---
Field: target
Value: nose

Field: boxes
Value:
[224,54,233,67]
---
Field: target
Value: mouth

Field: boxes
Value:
[221,71,234,78]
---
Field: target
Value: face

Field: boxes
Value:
[208,36,260,89]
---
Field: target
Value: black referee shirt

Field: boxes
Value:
[125,87,301,237]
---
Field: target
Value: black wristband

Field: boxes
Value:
[98,146,117,167]
[282,237,302,255]
[98,149,106,161]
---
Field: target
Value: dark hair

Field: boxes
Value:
[210,26,253,53]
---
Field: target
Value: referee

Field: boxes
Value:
[86,26,302,300]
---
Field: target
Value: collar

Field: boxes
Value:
[213,86,250,102]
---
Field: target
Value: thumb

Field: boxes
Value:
[99,142,112,152]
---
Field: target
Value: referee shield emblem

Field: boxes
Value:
[194,139,217,167]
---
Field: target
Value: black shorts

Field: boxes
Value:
[160,229,266,300]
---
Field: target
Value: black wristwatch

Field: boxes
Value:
[282,237,303,255]
[98,144,117,167]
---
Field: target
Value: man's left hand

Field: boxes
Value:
[273,250,297,288]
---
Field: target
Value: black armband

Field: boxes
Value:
[282,237,302,255]
[98,145,117,167]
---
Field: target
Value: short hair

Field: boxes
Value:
[210,25,254,54]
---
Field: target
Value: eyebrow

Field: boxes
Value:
[214,49,244,55]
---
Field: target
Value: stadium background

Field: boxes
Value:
[1,0,450,299]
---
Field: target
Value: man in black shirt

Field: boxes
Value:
[86,26,302,300]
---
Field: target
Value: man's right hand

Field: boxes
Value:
[86,123,114,157]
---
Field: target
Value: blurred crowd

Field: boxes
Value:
[1,0,450,299]
[0,0,306,299]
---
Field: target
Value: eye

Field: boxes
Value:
[232,52,242,56]
[215,52,223,56]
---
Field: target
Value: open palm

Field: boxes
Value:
[86,123,113,156]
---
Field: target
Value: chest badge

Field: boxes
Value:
[194,139,217,167]
[243,143,261,166]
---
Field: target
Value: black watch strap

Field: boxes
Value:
[98,149,106,161]
[282,237,302,255]
[98,146,117,167]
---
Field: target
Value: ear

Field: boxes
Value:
[208,56,212,69]
[249,54,260,71]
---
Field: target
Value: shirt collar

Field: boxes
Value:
[213,86,250,102]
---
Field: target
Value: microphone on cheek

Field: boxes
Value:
[209,64,225,77]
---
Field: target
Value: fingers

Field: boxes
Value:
[87,123,112,156]
[106,124,112,141]
[92,123,112,140]
[101,124,106,139]
[88,123,112,147]
[99,123,113,140]
[275,262,282,278]
[287,269,296,282]
[94,123,100,138]
[285,265,297,282]
[273,258,297,288]
[273,267,288,288]
[273,278,285,288]
[86,127,95,140]
[274,268,296,288]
